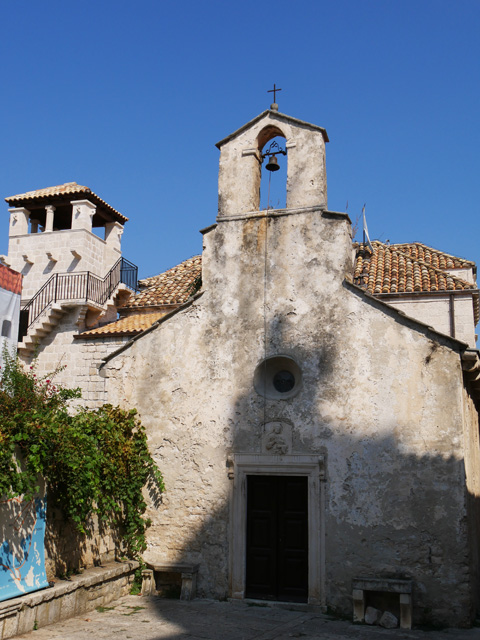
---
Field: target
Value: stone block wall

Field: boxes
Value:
[19,306,127,409]
[7,229,120,301]
[74,336,127,408]
[45,506,119,580]
[386,294,476,347]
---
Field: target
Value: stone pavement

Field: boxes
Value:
[14,595,480,640]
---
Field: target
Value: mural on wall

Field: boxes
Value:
[0,492,48,601]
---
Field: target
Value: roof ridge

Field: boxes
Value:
[139,255,202,285]
[391,241,475,267]
[356,240,475,268]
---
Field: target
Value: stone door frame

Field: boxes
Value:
[228,453,326,606]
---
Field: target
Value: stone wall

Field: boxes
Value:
[7,229,120,301]
[386,294,476,347]
[217,110,327,217]
[462,386,480,617]
[19,307,126,409]
[102,207,478,626]
[74,336,127,408]
[45,506,119,581]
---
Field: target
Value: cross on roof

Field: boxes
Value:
[268,83,282,103]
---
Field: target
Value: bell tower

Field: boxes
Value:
[215,106,329,218]
[4,182,127,301]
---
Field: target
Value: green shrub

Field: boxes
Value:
[0,351,164,558]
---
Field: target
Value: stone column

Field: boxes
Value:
[8,207,30,237]
[71,200,96,232]
[141,569,154,596]
[352,589,365,622]
[105,222,124,253]
[45,205,55,232]
[30,219,40,233]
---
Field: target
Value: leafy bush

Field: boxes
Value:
[0,351,164,558]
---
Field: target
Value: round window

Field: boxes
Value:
[254,356,302,400]
[273,370,295,393]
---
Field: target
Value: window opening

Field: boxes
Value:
[1,320,12,338]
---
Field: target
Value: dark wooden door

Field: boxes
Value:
[245,475,308,602]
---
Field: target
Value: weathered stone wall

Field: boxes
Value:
[462,386,480,616]
[103,207,477,625]
[217,111,327,217]
[74,337,127,408]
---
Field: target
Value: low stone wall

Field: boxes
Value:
[45,505,119,581]
[0,560,138,639]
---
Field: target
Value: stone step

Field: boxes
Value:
[18,303,69,353]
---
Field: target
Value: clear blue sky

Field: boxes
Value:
[1,0,479,280]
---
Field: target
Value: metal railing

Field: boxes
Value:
[20,257,138,332]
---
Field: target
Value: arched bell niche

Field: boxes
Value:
[257,126,287,211]
[216,110,327,219]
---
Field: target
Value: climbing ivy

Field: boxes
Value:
[0,351,164,558]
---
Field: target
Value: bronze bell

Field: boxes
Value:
[265,154,280,172]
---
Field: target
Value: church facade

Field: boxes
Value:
[97,108,480,626]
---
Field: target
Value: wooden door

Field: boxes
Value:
[245,475,308,602]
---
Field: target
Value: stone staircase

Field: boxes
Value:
[17,258,138,358]
[17,303,68,357]
[18,283,133,358]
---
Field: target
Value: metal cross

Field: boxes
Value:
[268,84,282,103]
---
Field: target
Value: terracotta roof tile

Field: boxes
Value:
[122,256,202,308]
[354,242,476,296]
[0,264,21,295]
[5,182,127,224]
[80,312,167,338]
[354,241,479,323]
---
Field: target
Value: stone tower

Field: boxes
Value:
[4,182,127,301]
[2,182,136,364]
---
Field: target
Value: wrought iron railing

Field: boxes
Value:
[20,257,138,333]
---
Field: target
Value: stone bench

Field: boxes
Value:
[142,562,199,600]
[352,577,413,629]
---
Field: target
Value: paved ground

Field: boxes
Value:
[15,595,480,640]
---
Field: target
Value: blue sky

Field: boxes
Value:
[1,0,479,280]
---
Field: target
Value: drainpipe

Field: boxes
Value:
[449,294,455,338]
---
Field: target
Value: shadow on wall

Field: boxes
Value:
[144,431,479,627]
[120,308,480,627]
[45,500,121,580]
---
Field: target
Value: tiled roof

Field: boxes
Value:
[122,256,202,308]
[0,263,21,295]
[79,312,167,338]
[5,182,128,224]
[354,242,476,295]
